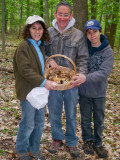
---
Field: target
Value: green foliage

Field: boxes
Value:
[1,106,9,110]
[106,104,111,109]
[2,128,9,134]
[0,149,6,156]
[1,105,19,119]
[0,0,120,51]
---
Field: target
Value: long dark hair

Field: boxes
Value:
[22,21,50,42]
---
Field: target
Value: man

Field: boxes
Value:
[77,19,114,158]
[45,1,89,158]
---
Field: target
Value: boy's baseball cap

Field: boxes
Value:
[84,19,102,31]
[26,15,45,24]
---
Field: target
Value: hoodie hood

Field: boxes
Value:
[52,17,75,33]
[87,34,109,56]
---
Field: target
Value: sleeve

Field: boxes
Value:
[44,41,52,60]
[86,48,114,82]
[76,33,89,74]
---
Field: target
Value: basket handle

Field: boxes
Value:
[45,54,76,73]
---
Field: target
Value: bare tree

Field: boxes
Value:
[45,0,49,27]
[73,0,88,32]
[2,0,5,52]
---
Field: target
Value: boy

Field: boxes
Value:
[78,19,114,158]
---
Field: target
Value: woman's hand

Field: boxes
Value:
[44,80,57,90]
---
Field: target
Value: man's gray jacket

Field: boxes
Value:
[44,26,89,74]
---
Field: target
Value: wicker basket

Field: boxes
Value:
[44,54,76,91]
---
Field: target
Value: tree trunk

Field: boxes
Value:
[50,1,54,26]
[45,0,49,27]
[117,36,120,54]
[18,1,23,38]
[91,0,97,19]
[109,0,119,49]
[73,0,88,32]
[104,0,112,39]
[40,0,43,18]
[26,0,30,17]
[2,0,5,52]
[9,1,15,33]
[4,0,7,33]
[99,0,105,24]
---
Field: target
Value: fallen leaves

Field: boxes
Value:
[0,52,120,159]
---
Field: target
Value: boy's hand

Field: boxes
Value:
[68,74,86,88]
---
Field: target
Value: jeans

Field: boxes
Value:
[16,100,46,154]
[48,87,78,146]
[79,96,105,146]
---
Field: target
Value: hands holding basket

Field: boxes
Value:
[44,80,57,90]
[47,59,58,69]
[69,73,86,89]
[48,60,87,88]
[45,55,87,90]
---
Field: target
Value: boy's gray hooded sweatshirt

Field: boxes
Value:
[79,35,114,98]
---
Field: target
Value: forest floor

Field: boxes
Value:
[0,40,120,160]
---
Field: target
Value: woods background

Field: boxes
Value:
[1,0,120,53]
[0,0,120,159]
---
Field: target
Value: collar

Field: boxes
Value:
[52,17,75,33]
[28,38,42,47]
[87,34,109,55]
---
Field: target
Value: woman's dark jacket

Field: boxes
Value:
[13,40,46,100]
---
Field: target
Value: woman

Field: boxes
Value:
[13,15,56,160]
